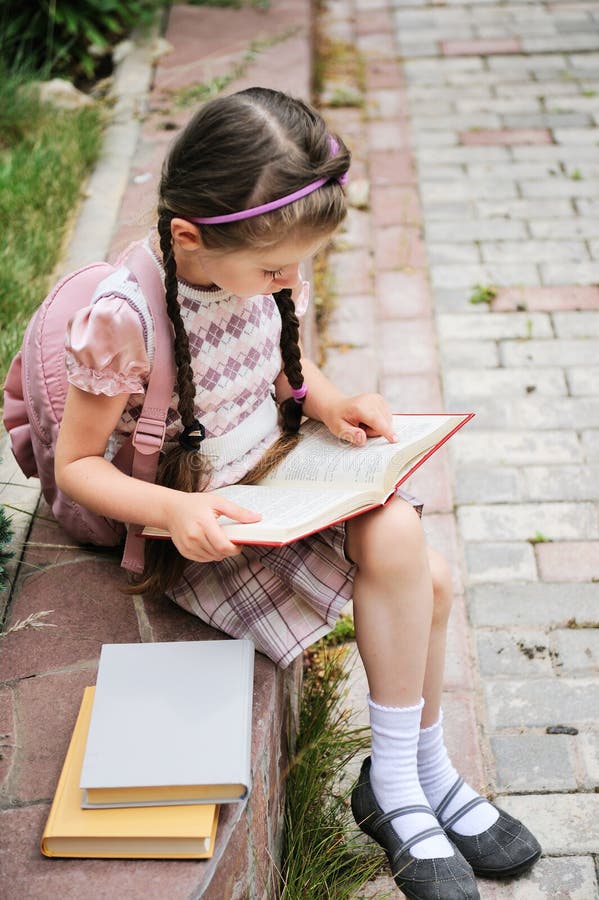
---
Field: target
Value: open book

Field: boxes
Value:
[143,413,473,546]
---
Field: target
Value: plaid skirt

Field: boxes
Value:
[167,490,422,668]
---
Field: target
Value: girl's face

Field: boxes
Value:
[171,223,331,298]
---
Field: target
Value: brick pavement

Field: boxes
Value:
[321,0,599,897]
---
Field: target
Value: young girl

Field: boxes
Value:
[54,87,540,898]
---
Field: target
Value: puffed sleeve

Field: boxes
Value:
[65,296,150,396]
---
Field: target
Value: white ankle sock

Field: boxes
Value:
[417,712,499,837]
[368,696,454,860]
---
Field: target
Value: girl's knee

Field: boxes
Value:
[347,498,427,575]
[428,547,453,625]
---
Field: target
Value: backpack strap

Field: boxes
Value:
[119,243,177,573]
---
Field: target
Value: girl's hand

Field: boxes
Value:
[322,393,397,447]
[165,491,261,563]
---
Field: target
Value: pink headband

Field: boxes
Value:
[190,136,348,225]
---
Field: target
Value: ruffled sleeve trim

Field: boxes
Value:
[65,295,150,396]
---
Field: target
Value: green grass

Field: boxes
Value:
[280,646,383,898]
[0,72,103,385]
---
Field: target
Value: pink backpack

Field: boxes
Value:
[2,243,176,573]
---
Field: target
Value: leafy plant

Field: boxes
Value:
[0,0,163,82]
[0,507,14,592]
[469,284,497,305]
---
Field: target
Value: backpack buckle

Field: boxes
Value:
[132,416,167,455]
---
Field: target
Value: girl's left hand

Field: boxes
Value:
[322,394,397,446]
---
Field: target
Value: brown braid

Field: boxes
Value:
[125,214,212,599]
[273,288,304,434]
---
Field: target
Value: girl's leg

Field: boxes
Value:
[417,546,499,835]
[346,498,455,860]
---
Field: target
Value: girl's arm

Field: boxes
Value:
[55,385,260,562]
[274,356,397,446]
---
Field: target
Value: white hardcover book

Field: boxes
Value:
[80,639,254,808]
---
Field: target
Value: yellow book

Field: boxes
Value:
[41,688,218,858]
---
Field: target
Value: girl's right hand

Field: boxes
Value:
[165,491,261,563]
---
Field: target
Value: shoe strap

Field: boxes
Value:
[442,796,490,831]
[395,825,448,857]
[434,775,464,821]
[374,804,438,829]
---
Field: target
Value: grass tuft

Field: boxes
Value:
[280,645,383,898]
[0,70,103,384]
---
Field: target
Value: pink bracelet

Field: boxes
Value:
[290,383,308,403]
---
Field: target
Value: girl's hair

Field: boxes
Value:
[131,87,350,599]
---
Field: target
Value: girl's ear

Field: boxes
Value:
[171,217,204,251]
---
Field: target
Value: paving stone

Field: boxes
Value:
[8,666,97,803]
[327,293,376,347]
[328,248,373,296]
[432,262,539,289]
[376,270,432,319]
[553,310,599,337]
[0,559,140,683]
[459,501,598,542]
[481,239,588,263]
[476,629,554,678]
[523,465,599,501]
[475,197,574,219]
[374,226,427,270]
[366,119,409,151]
[491,734,578,792]
[443,367,567,397]
[416,145,511,164]
[379,373,444,411]
[380,319,438,374]
[369,149,417,188]
[452,430,581,467]
[454,466,526,505]
[425,219,527,242]
[459,128,553,145]
[323,346,379,395]
[437,312,553,340]
[445,396,599,430]
[529,217,599,241]
[404,450,453,514]
[332,207,370,252]
[578,733,599,790]
[536,541,599,583]
[371,185,422,226]
[465,541,538,583]
[567,366,599,395]
[428,242,481,265]
[581,429,599,459]
[497,793,599,854]
[500,338,599,367]
[421,179,517,203]
[477,855,598,900]
[551,628,599,673]
[440,339,499,369]
[0,688,16,795]
[485,678,599,729]
[468,582,599,629]
[492,285,599,312]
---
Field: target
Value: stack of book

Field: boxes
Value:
[41,639,255,859]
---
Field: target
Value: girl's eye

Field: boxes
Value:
[264,269,283,279]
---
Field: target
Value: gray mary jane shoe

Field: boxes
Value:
[351,758,480,900]
[435,777,542,879]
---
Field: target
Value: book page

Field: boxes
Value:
[213,482,372,536]
[261,415,454,490]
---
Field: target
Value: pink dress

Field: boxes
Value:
[65,239,358,667]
